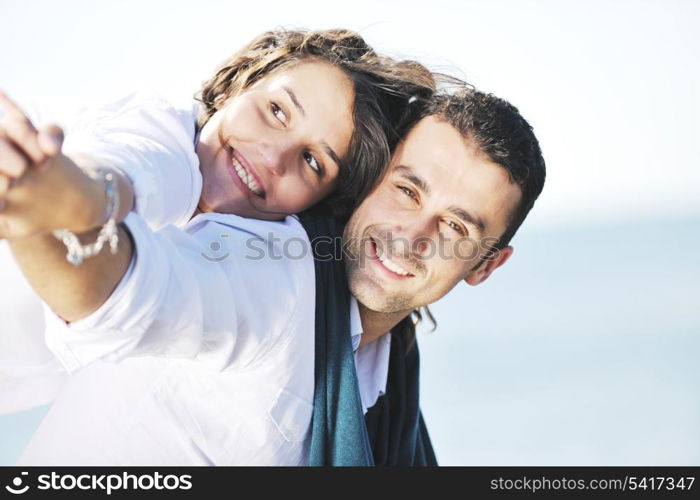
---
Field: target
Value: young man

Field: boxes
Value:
[304,88,546,465]
[0,86,544,465]
[349,89,544,342]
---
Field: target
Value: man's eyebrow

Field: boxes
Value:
[283,86,305,117]
[394,165,431,196]
[449,206,486,235]
[395,164,486,234]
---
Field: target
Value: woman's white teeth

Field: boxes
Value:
[377,246,411,276]
[232,156,263,196]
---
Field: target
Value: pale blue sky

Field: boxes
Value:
[2,0,699,229]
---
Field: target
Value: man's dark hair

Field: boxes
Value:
[419,85,546,250]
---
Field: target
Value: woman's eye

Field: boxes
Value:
[271,102,287,124]
[304,151,323,175]
[399,186,417,200]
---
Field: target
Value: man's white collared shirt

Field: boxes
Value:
[350,297,392,415]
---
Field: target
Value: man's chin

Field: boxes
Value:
[349,278,415,315]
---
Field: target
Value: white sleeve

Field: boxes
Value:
[42,213,308,374]
[44,212,230,372]
[19,92,203,230]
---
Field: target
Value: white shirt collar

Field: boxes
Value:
[350,296,392,414]
[350,295,363,352]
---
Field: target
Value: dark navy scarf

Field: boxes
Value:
[298,208,437,466]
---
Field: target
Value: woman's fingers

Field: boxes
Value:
[0,92,46,165]
[0,134,29,178]
[37,124,65,158]
[0,174,11,198]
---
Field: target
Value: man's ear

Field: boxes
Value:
[464,246,514,286]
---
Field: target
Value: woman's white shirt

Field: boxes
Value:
[1,91,203,414]
[20,211,317,465]
[6,92,392,465]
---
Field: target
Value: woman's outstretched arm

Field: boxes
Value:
[0,92,136,322]
[8,225,134,323]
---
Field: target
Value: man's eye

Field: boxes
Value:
[399,186,417,200]
[304,151,323,176]
[271,102,287,124]
[445,220,465,236]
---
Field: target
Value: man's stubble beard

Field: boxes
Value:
[343,216,423,314]
[344,250,417,315]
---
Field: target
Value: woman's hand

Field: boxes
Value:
[0,92,107,239]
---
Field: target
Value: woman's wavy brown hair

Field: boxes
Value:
[196,28,435,219]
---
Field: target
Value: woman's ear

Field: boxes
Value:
[464,246,514,286]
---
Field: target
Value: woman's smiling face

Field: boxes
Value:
[195,59,355,220]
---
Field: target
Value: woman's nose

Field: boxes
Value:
[255,138,292,176]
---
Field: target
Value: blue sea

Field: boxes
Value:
[419,216,700,464]
[2,216,699,465]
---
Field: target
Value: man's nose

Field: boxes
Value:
[390,218,435,257]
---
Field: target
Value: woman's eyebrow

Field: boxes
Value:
[283,86,305,117]
[284,85,343,171]
[323,143,342,170]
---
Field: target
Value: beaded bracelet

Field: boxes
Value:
[53,169,120,266]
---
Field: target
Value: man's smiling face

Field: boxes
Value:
[343,115,522,315]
